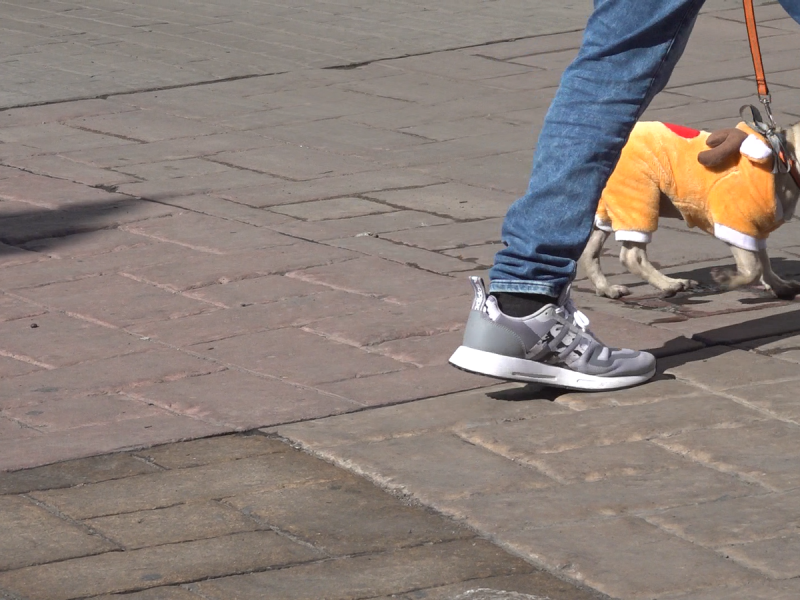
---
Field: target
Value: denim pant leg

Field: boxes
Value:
[777,0,800,23]
[489,0,706,297]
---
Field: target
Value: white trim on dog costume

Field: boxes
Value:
[615,230,652,243]
[714,223,767,251]
[594,217,613,232]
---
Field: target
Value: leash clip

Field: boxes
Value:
[740,103,792,175]
[759,94,777,130]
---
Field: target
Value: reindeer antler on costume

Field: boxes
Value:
[697,128,749,167]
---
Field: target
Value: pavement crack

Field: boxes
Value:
[648,437,780,492]
[0,72,289,112]
[21,494,126,551]
[221,500,329,555]
[202,157,301,181]
[68,125,147,143]
[321,28,585,72]
[127,453,168,472]
[117,226,225,255]
[0,349,56,370]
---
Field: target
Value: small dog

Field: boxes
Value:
[581,118,800,299]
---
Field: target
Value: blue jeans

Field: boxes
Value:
[490,0,800,297]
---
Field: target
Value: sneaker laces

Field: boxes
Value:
[556,285,590,332]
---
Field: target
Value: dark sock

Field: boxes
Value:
[492,291,557,317]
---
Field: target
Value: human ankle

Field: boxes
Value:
[492,291,557,317]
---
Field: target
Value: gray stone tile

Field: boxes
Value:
[501,517,757,600]
[192,539,535,600]
[645,490,800,547]
[0,496,117,571]
[655,420,800,491]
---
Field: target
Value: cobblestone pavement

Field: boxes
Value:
[1,0,800,598]
[0,433,598,600]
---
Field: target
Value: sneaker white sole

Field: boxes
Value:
[449,345,655,391]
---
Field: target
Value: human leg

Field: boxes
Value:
[451,0,708,388]
[776,0,800,24]
[490,0,706,299]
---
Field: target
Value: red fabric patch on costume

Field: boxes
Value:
[663,123,701,138]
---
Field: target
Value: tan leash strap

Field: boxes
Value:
[741,0,800,189]
[743,0,770,99]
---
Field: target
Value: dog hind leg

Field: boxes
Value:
[712,245,762,291]
[757,248,800,299]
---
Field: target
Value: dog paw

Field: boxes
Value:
[597,284,631,299]
[711,268,734,287]
[660,278,698,297]
[765,279,800,300]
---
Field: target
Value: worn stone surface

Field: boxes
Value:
[90,588,203,600]
[0,414,227,473]
[725,534,800,579]
[129,291,383,347]
[446,467,757,532]
[654,420,800,491]
[725,378,800,421]
[0,496,117,571]
[458,396,766,457]
[191,539,536,600]
[662,580,800,600]
[133,433,287,470]
[644,490,800,547]
[29,453,342,519]
[317,363,495,406]
[269,384,569,448]
[0,531,320,600]
[224,479,473,555]
[309,432,556,503]
[188,327,411,385]
[301,294,471,347]
[553,377,707,411]
[84,501,263,550]
[126,369,362,430]
[0,454,161,495]
[0,435,584,600]
[660,347,800,390]
[500,517,758,600]
[2,3,800,600]
[378,575,597,600]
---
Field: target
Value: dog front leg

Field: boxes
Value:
[580,228,631,298]
[757,248,800,299]
[619,241,697,297]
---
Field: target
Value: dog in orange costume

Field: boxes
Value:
[581,119,800,298]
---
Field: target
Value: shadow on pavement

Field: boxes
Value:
[664,256,800,291]
[485,306,800,401]
[0,197,169,248]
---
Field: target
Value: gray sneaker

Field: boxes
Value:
[449,277,656,390]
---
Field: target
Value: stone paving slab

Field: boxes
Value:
[0,434,597,600]
[273,371,800,599]
[2,1,800,599]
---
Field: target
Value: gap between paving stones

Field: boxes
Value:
[267,341,800,599]
[0,29,584,113]
[0,432,600,600]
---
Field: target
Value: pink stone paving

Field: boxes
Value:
[1,6,798,476]
[2,3,800,600]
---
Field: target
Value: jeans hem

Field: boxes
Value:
[488,279,562,297]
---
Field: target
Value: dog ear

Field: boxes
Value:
[697,128,748,167]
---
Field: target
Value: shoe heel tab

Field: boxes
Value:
[469,276,487,311]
